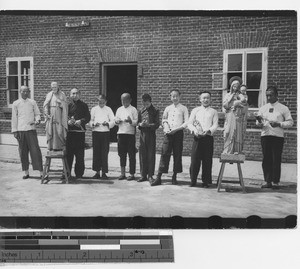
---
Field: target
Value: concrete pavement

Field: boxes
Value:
[0,144,297,218]
[0,144,297,183]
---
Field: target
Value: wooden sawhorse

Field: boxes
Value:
[41,151,70,184]
[217,154,246,193]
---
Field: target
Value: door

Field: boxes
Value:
[102,64,137,142]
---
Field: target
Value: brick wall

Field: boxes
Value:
[0,13,297,163]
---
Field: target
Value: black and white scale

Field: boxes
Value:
[0,230,174,263]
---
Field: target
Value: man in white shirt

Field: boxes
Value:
[256,86,293,189]
[151,89,189,186]
[188,91,218,188]
[90,94,115,179]
[115,93,138,181]
[11,85,43,179]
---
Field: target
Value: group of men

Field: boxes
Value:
[11,82,293,189]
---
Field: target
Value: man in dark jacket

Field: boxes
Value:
[66,88,91,179]
[137,93,160,184]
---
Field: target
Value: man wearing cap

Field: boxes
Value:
[256,86,293,189]
[90,94,115,179]
[137,93,160,184]
[11,85,43,179]
[66,88,91,179]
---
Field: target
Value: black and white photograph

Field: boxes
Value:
[0,9,297,220]
[0,1,299,268]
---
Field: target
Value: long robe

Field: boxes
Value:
[43,91,68,150]
[223,92,248,154]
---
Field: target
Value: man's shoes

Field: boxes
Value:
[118,175,127,180]
[76,175,83,179]
[92,173,101,179]
[23,174,30,179]
[190,182,196,187]
[127,175,135,181]
[202,183,209,188]
[137,177,147,182]
[101,173,108,180]
[261,182,273,189]
[41,175,50,184]
[171,174,178,185]
[148,176,154,184]
[151,176,161,186]
[272,183,280,189]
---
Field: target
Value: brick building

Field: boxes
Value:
[0,11,297,163]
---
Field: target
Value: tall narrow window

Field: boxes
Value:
[6,57,34,106]
[223,48,267,108]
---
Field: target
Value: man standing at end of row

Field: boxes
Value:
[188,91,218,188]
[11,85,43,179]
[256,86,293,189]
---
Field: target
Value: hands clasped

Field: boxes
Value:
[68,117,81,127]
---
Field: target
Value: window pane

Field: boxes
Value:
[21,76,30,87]
[228,54,242,71]
[247,91,259,108]
[8,76,18,90]
[21,61,30,75]
[227,72,242,89]
[9,61,18,75]
[246,72,262,89]
[9,90,19,104]
[247,53,262,71]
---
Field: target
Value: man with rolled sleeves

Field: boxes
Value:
[256,86,293,189]
[11,85,43,179]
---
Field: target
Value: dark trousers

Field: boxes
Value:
[139,131,156,178]
[18,130,43,171]
[158,130,183,174]
[117,134,136,175]
[92,132,110,173]
[261,136,284,183]
[190,135,214,185]
[66,132,85,177]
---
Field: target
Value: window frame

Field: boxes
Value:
[6,57,34,107]
[222,48,268,109]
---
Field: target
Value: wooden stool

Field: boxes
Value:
[217,154,246,193]
[41,151,70,184]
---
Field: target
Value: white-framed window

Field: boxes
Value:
[223,48,268,109]
[6,57,34,106]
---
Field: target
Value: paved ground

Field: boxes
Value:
[0,144,297,218]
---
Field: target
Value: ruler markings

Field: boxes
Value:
[120,244,161,249]
[1,231,174,263]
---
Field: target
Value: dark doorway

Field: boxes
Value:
[104,64,137,142]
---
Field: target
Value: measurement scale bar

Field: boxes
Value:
[0,230,174,263]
